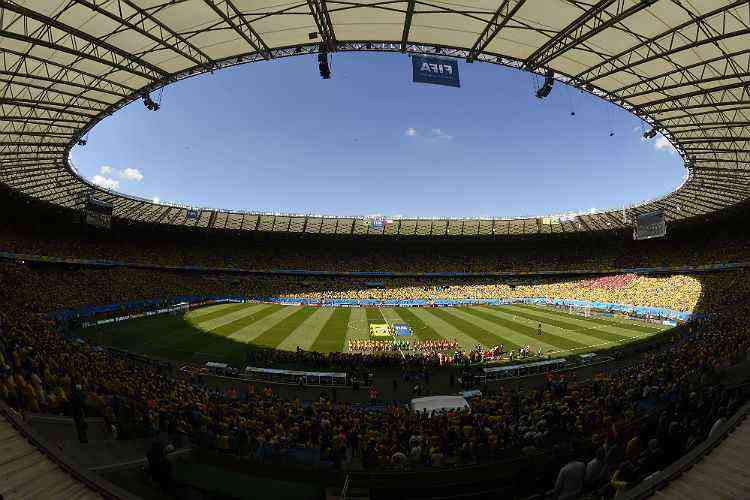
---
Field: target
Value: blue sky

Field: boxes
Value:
[70,52,684,218]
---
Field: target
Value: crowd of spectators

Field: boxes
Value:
[258,273,702,312]
[0,250,749,499]
[3,197,750,274]
[244,345,470,371]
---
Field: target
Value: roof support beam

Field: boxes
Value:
[71,0,213,67]
[202,0,271,60]
[467,0,526,62]
[0,130,71,140]
[633,80,750,112]
[683,148,750,154]
[0,141,68,148]
[307,0,337,51]
[400,0,415,52]
[524,0,657,71]
[691,158,750,166]
[650,99,750,116]
[678,137,750,144]
[0,0,167,81]
[0,54,132,104]
[671,194,725,214]
[0,98,98,117]
[575,0,750,83]
[0,77,112,108]
[613,46,750,98]
[668,122,750,132]
[656,106,750,125]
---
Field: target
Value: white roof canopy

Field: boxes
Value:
[1,0,748,236]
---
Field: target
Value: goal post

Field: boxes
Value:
[569,303,592,318]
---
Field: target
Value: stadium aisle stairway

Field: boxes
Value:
[652,416,750,500]
[0,413,102,500]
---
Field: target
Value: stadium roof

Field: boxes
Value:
[1,0,749,236]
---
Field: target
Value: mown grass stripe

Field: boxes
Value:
[516,303,663,333]
[137,304,269,354]
[378,308,402,327]
[186,302,249,323]
[390,307,443,340]
[345,308,370,343]
[191,303,271,332]
[181,306,301,360]
[81,315,186,351]
[459,307,585,352]
[407,309,479,347]
[188,302,240,318]
[276,307,336,351]
[159,304,282,356]
[252,307,319,348]
[311,308,352,352]
[209,305,285,337]
[485,306,623,350]
[424,308,522,351]
[365,307,386,324]
[499,305,636,343]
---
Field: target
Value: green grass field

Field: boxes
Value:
[78,303,669,368]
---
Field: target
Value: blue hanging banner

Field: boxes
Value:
[187,209,200,220]
[412,55,460,88]
[393,323,413,337]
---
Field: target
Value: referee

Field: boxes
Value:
[538,322,542,336]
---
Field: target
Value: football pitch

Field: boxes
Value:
[79,303,668,368]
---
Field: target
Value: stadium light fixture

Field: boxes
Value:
[318,50,331,79]
[535,68,555,99]
[143,94,160,111]
[643,128,658,139]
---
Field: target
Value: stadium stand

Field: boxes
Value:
[0,402,137,499]
[1,250,750,497]
[3,189,750,275]
[621,401,750,500]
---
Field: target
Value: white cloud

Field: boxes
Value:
[119,167,144,182]
[99,165,112,175]
[152,197,161,204]
[654,136,676,154]
[406,127,453,140]
[91,175,119,190]
[430,128,453,140]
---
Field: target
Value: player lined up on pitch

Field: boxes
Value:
[347,338,460,353]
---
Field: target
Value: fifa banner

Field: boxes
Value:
[85,196,113,228]
[412,55,460,88]
[393,323,412,337]
[634,210,666,240]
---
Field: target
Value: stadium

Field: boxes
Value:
[1,1,750,499]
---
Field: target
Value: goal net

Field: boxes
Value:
[569,303,592,318]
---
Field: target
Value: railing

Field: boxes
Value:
[621,395,750,499]
[0,401,139,500]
